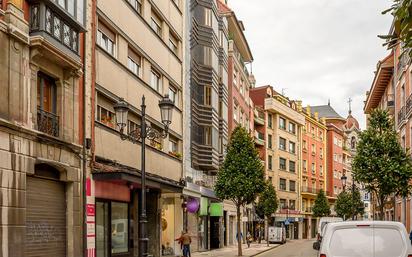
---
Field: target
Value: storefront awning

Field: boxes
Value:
[92,157,184,193]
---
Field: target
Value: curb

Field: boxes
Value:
[250,244,280,257]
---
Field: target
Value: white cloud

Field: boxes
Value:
[228,0,393,128]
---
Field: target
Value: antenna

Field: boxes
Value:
[348,97,352,114]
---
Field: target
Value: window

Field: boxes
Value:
[289,122,296,134]
[279,178,286,190]
[279,157,286,170]
[169,86,177,104]
[320,148,323,158]
[240,79,244,95]
[279,137,286,150]
[268,155,272,170]
[268,114,273,128]
[289,181,296,192]
[319,131,323,140]
[97,105,116,128]
[351,136,356,150]
[320,165,323,176]
[55,0,84,24]
[289,160,296,173]
[204,8,212,27]
[150,69,162,92]
[334,136,338,145]
[169,138,178,153]
[311,163,315,174]
[97,22,115,56]
[96,201,129,256]
[303,140,307,150]
[233,70,238,86]
[334,154,338,162]
[127,120,140,136]
[311,144,316,155]
[37,73,58,136]
[127,48,141,76]
[303,160,307,172]
[289,200,296,210]
[280,199,287,209]
[289,141,296,154]
[268,134,272,149]
[169,33,179,54]
[334,170,338,178]
[204,86,212,106]
[233,104,238,121]
[204,127,212,145]
[151,12,162,36]
[129,0,142,13]
[279,117,286,130]
[204,47,213,66]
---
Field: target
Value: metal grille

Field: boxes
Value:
[37,109,59,137]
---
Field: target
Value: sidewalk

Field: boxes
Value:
[190,242,279,257]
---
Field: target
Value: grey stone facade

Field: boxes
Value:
[0,2,84,257]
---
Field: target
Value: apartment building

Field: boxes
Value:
[250,86,305,240]
[301,106,327,239]
[0,0,86,256]
[87,0,185,256]
[183,0,229,251]
[311,104,346,213]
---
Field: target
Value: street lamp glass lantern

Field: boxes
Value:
[159,95,174,127]
[114,98,129,130]
[341,174,347,188]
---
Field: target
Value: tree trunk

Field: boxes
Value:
[237,205,242,256]
[265,216,269,246]
[379,195,385,221]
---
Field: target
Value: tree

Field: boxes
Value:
[335,188,364,220]
[352,109,412,220]
[312,189,331,217]
[215,126,265,256]
[256,181,278,246]
[380,1,412,53]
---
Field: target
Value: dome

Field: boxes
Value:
[345,112,360,130]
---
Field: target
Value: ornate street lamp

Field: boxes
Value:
[340,174,347,192]
[114,95,173,257]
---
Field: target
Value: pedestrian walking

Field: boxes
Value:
[246,232,252,248]
[176,230,191,257]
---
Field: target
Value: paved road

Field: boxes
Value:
[256,239,318,257]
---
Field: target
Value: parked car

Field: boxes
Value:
[268,226,286,244]
[318,221,412,257]
[313,217,343,250]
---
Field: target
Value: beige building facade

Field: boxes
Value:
[86,0,185,256]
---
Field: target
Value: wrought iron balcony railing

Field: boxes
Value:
[398,105,406,126]
[37,109,59,137]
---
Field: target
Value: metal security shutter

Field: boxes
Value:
[25,177,66,257]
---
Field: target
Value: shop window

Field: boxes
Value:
[96,201,129,256]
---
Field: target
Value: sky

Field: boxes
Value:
[228,0,393,129]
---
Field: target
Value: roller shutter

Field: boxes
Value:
[25,177,66,257]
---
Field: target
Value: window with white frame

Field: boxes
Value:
[97,105,116,128]
[169,33,179,55]
[289,141,296,154]
[289,122,296,134]
[234,104,238,121]
[279,137,286,151]
[279,117,286,130]
[169,138,178,153]
[127,48,141,76]
[151,12,162,36]
[150,69,162,92]
[169,86,177,104]
[97,22,115,56]
[128,0,142,13]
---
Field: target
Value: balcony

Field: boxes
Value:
[301,186,319,195]
[254,110,265,126]
[37,109,59,137]
[28,0,85,67]
[398,105,406,126]
[406,94,412,118]
[254,131,265,146]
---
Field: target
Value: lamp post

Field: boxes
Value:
[114,95,174,257]
[340,174,347,192]
[351,182,356,220]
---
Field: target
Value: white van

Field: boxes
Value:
[317,217,343,240]
[318,221,412,257]
[268,226,286,244]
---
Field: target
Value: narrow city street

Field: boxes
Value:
[257,240,317,257]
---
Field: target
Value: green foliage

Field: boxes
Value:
[312,189,331,217]
[335,187,365,220]
[381,0,412,53]
[215,126,265,206]
[352,109,412,218]
[313,189,330,217]
[256,181,278,219]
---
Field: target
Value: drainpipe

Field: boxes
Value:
[82,26,88,257]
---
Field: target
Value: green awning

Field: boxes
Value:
[210,203,223,217]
